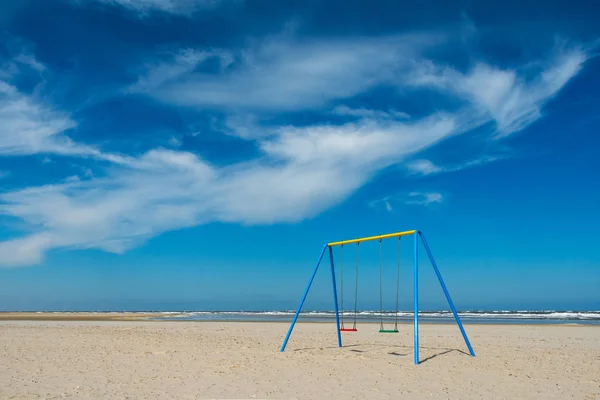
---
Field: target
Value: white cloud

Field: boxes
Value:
[406,192,444,205]
[406,155,501,175]
[130,35,585,140]
[370,191,443,211]
[0,38,589,267]
[332,105,410,120]
[0,56,135,164]
[385,201,393,212]
[368,196,394,212]
[82,0,235,17]
[0,114,464,266]
[219,114,263,139]
[406,159,443,175]
[410,45,587,137]
[263,115,458,167]
[129,33,441,113]
[127,49,233,92]
[0,90,79,155]
[0,234,54,267]
[1,52,45,80]
[12,54,46,72]
[168,136,182,147]
[0,71,78,156]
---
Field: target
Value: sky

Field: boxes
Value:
[0,0,599,312]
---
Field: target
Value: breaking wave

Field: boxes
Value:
[152,310,600,324]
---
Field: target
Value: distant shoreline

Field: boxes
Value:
[0,312,160,321]
[1,311,599,325]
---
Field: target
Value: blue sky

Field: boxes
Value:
[0,0,599,311]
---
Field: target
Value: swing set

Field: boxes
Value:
[280,230,475,365]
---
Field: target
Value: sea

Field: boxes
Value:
[149,310,600,325]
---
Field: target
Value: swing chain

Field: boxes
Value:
[379,239,384,331]
[395,236,401,331]
[379,237,401,333]
[340,244,344,329]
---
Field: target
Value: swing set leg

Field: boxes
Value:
[419,232,475,358]
[328,246,343,347]
[280,245,328,352]
[280,245,343,352]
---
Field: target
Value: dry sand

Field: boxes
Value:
[0,318,598,399]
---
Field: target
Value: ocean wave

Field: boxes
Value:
[13,310,600,322]
[156,310,600,321]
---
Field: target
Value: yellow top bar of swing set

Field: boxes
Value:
[327,230,417,247]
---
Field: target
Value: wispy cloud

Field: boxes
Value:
[0,51,44,80]
[406,192,444,206]
[370,191,443,211]
[0,71,78,156]
[0,35,590,267]
[410,44,587,137]
[0,114,462,266]
[127,49,233,92]
[332,105,410,120]
[128,33,442,113]
[81,0,236,17]
[168,136,182,147]
[129,34,585,141]
[369,196,394,212]
[11,53,46,72]
[406,159,443,175]
[0,234,54,267]
[0,58,135,164]
[406,155,501,176]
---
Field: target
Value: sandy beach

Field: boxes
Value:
[0,318,598,399]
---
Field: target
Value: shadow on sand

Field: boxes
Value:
[292,343,470,363]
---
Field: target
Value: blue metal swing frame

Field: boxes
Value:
[280,230,475,365]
